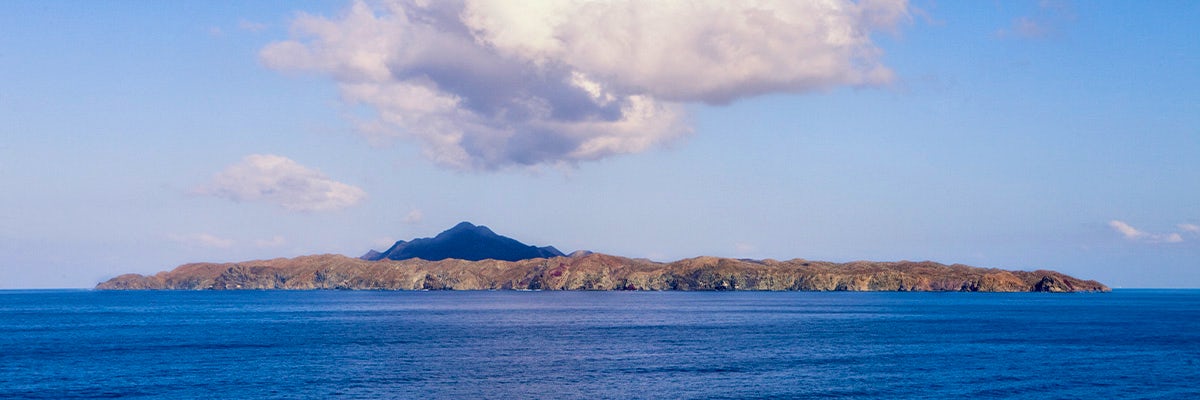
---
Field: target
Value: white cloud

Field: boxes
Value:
[168,233,234,248]
[254,235,287,248]
[261,0,909,170]
[1109,220,1184,244]
[1179,223,1200,233]
[403,209,423,224]
[197,154,366,212]
[1109,220,1142,240]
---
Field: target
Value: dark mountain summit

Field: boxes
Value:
[362,222,565,262]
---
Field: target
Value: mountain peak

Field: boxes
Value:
[362,222,564,262]
[449,221,477,231]
[440,221,496,238]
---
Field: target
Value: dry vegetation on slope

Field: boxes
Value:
[97,253,1109,292]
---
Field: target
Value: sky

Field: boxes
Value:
[1,0,1197,289]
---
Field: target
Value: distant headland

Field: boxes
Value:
[97,222,1109,292]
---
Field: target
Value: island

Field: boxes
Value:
[97,222,1109,292]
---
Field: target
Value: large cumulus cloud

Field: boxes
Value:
[262,0,909,170]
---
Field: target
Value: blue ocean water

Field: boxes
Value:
[1,290,1197,399]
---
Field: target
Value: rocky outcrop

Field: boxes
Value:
[96,253,1109,292]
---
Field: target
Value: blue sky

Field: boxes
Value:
[1,1,1197,288]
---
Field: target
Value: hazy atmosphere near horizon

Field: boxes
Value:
[1,1,1197,289]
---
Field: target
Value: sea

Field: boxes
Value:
[1,290,1197,399]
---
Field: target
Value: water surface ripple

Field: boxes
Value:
[1,290,1197,399]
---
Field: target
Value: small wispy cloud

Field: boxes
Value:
[1109,220,1142,240]
[1179,223,1200,233]
[196,154,366,212]
[403,209,424,225]
[168,233,234,248]
[254,235,287,248]
[1109,220,1184,244]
